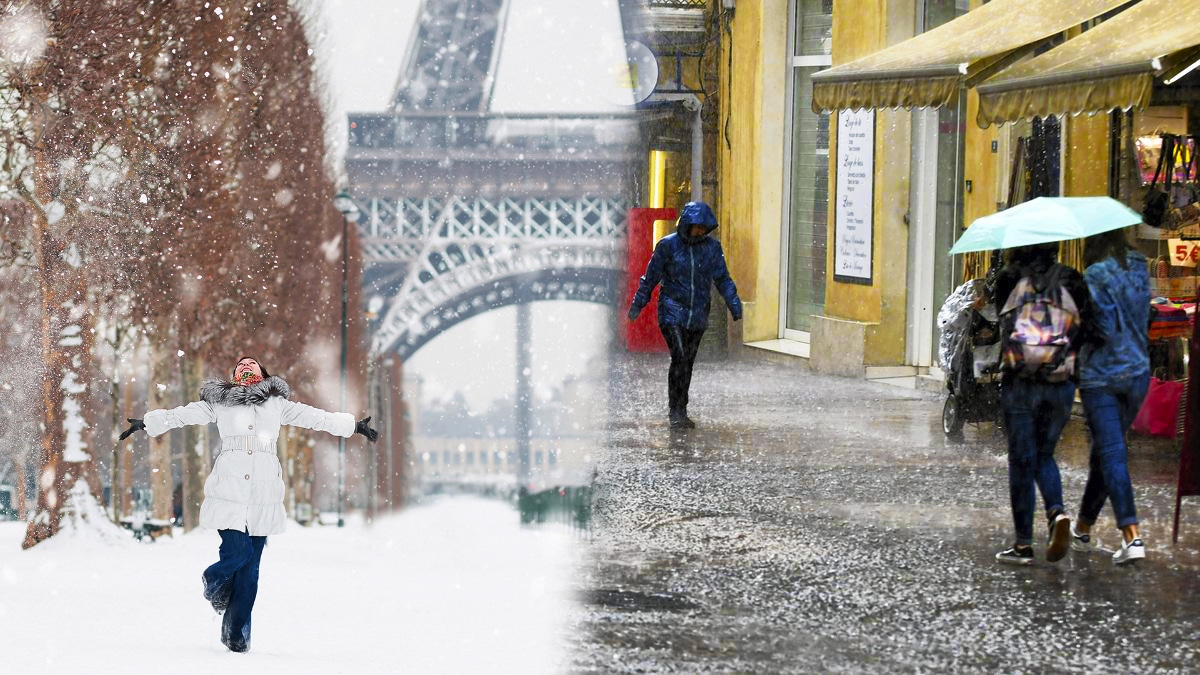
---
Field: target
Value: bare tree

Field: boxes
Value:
[0,0,368,545]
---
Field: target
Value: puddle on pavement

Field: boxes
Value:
[585,589,700,612]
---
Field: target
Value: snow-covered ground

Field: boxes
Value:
[0,498,577,674]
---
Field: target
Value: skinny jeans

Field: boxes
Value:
[1002,378,1074,545]
[1078,374,1149,529]
[660,323,705,414]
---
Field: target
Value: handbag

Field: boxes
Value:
[1131,376,1186,437]
[1174,140,1197,205]
[1144,135,1176,228]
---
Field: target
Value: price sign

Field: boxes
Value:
[834,109,875,284]
[1169,238,1200,267]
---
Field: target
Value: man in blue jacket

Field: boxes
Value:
[628,202,743,429]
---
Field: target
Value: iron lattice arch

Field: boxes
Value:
[359,195,629,359]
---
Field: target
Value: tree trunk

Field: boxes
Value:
[148,341,174,525]
[14,459,27,522]
[109,360,123,523]
[23,220,97,549]
[180,354,208,532]
[121,379,134,518]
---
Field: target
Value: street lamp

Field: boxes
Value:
[333,189,359,528]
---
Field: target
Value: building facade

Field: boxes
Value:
[708,0,1118,380]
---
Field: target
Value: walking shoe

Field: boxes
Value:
[1045,513,1072,563]
[1113,538,1146,565]
[1070,522,1095,552]
[669,411,695,430]
[995,545,1034,566]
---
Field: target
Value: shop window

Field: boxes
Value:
[1029,116,1062,198]
[1004,116,1063,204]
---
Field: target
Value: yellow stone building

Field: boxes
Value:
[625,0,1190,380]
[701,0,1154,380]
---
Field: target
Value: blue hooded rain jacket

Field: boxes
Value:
[630,202,743,331]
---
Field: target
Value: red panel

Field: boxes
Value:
[622,208,675,352]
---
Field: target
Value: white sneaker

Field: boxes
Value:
[1046,513,1072,563]
[1070,523,1096,553]
[1113,538,1145,565]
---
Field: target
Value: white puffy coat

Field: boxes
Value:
[144,376,354,536]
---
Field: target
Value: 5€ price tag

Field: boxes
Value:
[1169,238,1200,267]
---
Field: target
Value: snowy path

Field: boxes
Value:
[1,498,576,674]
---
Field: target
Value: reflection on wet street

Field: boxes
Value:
[570,354,1200,673]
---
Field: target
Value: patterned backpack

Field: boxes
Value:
[999,264,1080,382]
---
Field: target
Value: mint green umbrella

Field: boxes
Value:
[947,196,1142,255]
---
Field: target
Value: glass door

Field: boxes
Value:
[781,0,833,340]
[905,0,967,369]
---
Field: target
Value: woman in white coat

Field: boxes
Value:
[120,356,377,653]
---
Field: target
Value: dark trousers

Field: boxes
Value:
[1078,375,1149,529]
[660,323,705,413]
[203,529,267,651]
[1001,379,1074,545]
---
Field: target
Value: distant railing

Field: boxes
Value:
[347,113,637,154]
[518,485,593,531]
[647,0,706,8]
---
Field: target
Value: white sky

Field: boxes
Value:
[315,0,626,410]
[489,0,630,112]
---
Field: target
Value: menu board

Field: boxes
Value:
[834,109,875,284]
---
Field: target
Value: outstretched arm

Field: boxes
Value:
[279,399,357,438]
[139,400,218,438]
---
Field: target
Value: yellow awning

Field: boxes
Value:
[811,0,1130,113]
[977,0,1200,127]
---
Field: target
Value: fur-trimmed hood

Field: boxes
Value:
[200,375,292,407]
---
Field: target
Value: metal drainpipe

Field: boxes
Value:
[650,93,704,202]
[691,102,703,202]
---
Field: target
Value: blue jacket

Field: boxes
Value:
[1078,251,1150,390]
[630,202,743,331]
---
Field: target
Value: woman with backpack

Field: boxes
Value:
[1070,229,1150,564]
[993,242,1093,565]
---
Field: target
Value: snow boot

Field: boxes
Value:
[202,573,231,615]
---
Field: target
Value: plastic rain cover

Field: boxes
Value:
[937,279,986,373]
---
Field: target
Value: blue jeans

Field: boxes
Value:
[1078,375,1149,529]
[203,529,267,651]
[1002,379,1075,545]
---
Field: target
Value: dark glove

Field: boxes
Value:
[627,306,641,321]
[731,309,743,322]
[355,416,379,443]
[118,418,145,441]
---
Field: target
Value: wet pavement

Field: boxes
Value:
[569,354,1200,673]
